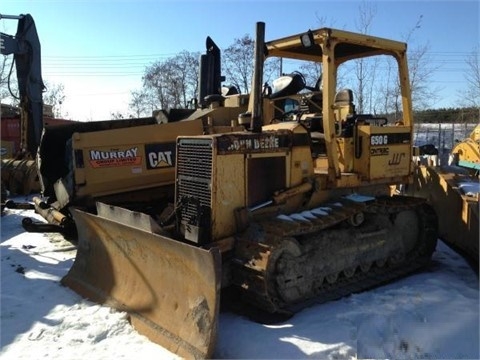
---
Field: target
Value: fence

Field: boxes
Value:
[413,122,478,165]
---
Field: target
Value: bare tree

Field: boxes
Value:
[143,60,169,110]
[128,89,149,118]
[177,51,200,105]
[299,62,322,89]
[1,56,10,97]
[407,42,441,110]
[359,14,440,116]
[142,50,199,110]
[43,81,66,117]
[110,111,125,120]
[353,1,378,113]
[128,88,159,118]
[462,48,480,109]
[374,57,398,117]
[223,34,255,93]
[0,55,19,105]
[400,16,441,111]
[1,54,68,117]
[222,34,281,94]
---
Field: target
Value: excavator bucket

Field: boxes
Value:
[1,158,40,195]
[62,203,222,359]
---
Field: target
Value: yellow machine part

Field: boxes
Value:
[62,204,221,359]
[411,165,479,264]
[1,158,40,195]
[450,124,480,172]
[452,138,480,169]
[59,22,439,360]
[71,119,204,200]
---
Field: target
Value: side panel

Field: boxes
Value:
[355,125,412,181]
[212,153,245,240]
[72,119,204,198]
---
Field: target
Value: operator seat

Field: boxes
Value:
[334,89,355,134]
[334,89,355,111]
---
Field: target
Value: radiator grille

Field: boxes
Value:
[176,138,213,227]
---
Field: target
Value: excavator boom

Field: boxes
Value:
[1,13,44,156]
[1,13,45,197]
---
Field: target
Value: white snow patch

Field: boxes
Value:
[1,195,478,360]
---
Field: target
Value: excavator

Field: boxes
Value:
[61,22,438,358]
[410,124,479,267]
[1,14,45,197]
[30,35,248,234]
[1,13,248,232]
[1,13,173,219]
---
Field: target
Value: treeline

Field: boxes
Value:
[413,107,479,124]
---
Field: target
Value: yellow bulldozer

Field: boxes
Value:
[61,22,438,358]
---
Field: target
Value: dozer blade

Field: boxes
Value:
[411,165,479,265]
[62,203,221,359]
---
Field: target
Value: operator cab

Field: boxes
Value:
[265,72,357,156]
[264,69,393,179]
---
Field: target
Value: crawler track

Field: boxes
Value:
[230,195,438,315]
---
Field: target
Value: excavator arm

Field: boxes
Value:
[1,13,44,157]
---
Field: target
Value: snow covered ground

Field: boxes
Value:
[1,197,479,360]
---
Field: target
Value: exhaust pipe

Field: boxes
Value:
[198,36,224,107]
[249,21,265,133]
